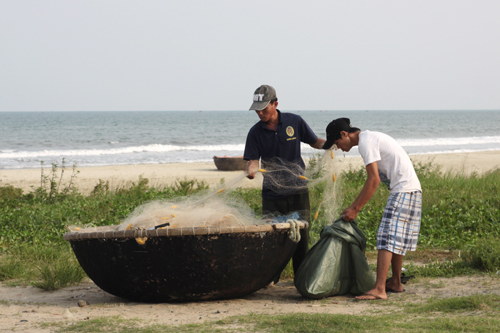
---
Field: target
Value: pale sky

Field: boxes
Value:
[1,0,499,111]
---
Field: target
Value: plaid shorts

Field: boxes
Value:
[377,191,422,255]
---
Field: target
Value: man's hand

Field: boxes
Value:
[341,206,359,222]
[340,162,381,222]
[245,160,259,180]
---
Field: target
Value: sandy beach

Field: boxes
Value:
[1,274,499,331]
[1,151,499,195]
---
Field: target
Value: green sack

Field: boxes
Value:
[294,217,376,299]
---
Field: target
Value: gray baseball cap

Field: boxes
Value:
[249,85,277,111]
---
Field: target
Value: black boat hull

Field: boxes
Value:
[213,156,248,171]
[67,225,300,302]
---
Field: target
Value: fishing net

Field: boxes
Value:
[68,147,345,234]
[310,147,345,225]
[117,195,259,230]
[260,157,309,196]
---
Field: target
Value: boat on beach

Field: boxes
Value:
[213,156,248,171]
[64,222,307,302]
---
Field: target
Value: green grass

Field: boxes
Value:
[464,237,500,272]
[406,294,500,314]
[0,175,209,247]
[0,164,210,288]
[337,162,500,250]
[1,160,500,288]
[0,243,85,289]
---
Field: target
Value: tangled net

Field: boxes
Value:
[68,148,346,235]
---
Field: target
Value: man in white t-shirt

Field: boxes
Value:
[322,118,422,300]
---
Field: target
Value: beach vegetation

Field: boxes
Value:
[463,236,500,272]
[1,161,500,289]
[337,161,500,250]
[34,159,80,203]
[172,178,210,196]
[0,243,85,290]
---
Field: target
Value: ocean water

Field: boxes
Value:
[1,110,499,170]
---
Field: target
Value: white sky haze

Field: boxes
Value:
[1,0,499,111]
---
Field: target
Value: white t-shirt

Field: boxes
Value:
[358,130,421,193]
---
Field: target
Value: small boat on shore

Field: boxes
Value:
[213,156,248,171]
[64,222,307,302]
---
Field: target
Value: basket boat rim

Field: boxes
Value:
[63,222,308,241]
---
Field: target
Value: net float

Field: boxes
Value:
[135,237,147,245]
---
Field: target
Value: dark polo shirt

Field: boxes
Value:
[243,110,318,199]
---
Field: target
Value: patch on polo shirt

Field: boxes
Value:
[286,126,297,141]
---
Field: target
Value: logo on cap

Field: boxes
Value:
[253,94,265,102]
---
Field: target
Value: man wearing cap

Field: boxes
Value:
[323,118,422,300]
[244,85,325,280]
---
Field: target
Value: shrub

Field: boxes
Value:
[464,237,500,272]
[0,185,24,200]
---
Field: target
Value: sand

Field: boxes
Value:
[0,161,262,195]
[1,275,499,331]
[1,151,499,195]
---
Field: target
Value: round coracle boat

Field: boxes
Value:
[64,222,307,303]
[213,156,248,171]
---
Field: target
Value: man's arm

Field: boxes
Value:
[309,138,326,149]
[341,162,380,221]
[245,160,260,179]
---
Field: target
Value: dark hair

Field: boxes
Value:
[270,98,278,103]
[323,117,361,149]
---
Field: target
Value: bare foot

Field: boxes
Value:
[386,278,405,293]
[355,293,386,300]
[355,288,387,300]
